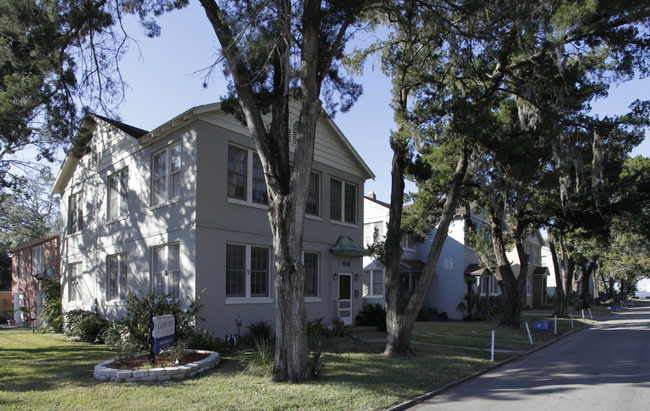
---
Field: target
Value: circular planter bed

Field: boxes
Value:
[94,350,220,382]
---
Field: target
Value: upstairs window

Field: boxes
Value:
[31,246,43,276]
[152,143,181,206]
[107,253,127,301]
[152,243,180,298]
[330,178,357,225]
[306,172,320,217]
[108,169,128,220]
[68,192,83,234]
[227,144,268,205]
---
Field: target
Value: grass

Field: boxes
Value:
[0,311,599,410]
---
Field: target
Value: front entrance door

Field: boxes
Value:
[338,273,353,325]
[13,292,24,324]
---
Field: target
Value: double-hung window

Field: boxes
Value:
[227,144,268,205]
[226,244,270,299]
[152,243,180,298]
[31,246,43,277]
[68,262,82,302]
[303,251,319,298]
[152,144,181,206]
[363,270,383,298]
[107,253,127,301]
[68,191,83,234]
[306,172,320,217]
[108,169,128,219]
[330,178,357,224]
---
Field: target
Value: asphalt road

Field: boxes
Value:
[411,300,650,411]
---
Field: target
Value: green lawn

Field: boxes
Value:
[0,315,594,410]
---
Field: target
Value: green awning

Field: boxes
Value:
[329,235,366,256]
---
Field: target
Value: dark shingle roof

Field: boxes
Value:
[92,113,149,139]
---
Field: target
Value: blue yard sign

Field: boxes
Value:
[152,315,175,354]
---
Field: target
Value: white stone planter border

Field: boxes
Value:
[94,350,220,382]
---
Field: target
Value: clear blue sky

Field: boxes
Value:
[114,2,649,203]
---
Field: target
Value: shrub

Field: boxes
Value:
[64,309,98,337]
[75,313,111,343]
[355,303,387,331]
[417,306,437,321]
[186,328,226,351]
[242,320,273,346]
[39,278,62,333]
[102,323,140,360]
[121,290,205,350]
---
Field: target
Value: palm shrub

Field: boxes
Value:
[39,278,62,332]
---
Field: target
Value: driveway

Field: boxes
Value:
[410,300,650,410]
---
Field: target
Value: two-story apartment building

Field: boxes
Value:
[10,234,60,325]
[362,194,490,319]
[506,230,550,309]
[52,103,373,335]
[362,194,551,317]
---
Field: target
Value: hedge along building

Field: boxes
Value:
[52,102,374,336]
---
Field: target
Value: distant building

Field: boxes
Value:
[10,234,60,325]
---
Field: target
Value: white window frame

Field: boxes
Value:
[227,144,268,208]
[152,243,180,298]
[330,178,357,225]
[108,168,128,220]
[363,270,384,298]
[151,143,181,207]
[68,191,83,234]
[303,251,320,300]
[107,253,128,302]
[31,246,43,277]
[401,234,415,251]
[68,262,82,302]
[225,243,272,304]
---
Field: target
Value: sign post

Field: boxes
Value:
[148,314,176,364]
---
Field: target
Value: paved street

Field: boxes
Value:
[411,300,650,411]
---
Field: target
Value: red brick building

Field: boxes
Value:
[10,234,60,325]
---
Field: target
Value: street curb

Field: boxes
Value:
[387,324,589,411]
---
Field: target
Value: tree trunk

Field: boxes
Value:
[383,130,408,355]
[199,0,358,382]
[384,147,471,355]
[490,210,522,328]
[515,242,529,308]
[580,262,594,308]
[548,238,567,316]
[560,236,575,317]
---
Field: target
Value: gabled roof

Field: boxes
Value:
[52,113,149,194]
[464,263,491,278]
[10,232,60,253]
[91,113,149,139]
[53,102,374,194]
